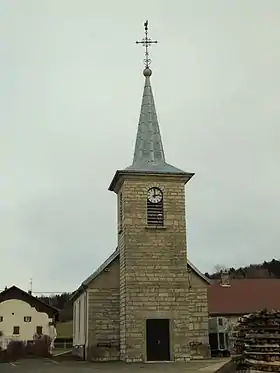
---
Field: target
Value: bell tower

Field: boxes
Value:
[109,21,194,363]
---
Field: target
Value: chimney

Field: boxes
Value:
[28,278,33,295]
[220,269,231,287]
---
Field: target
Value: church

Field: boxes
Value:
[72,22,210,363]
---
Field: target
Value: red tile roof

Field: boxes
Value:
[208,278,280,315]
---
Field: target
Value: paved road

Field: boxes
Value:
[1,357,229,373]
[1,358,91,373]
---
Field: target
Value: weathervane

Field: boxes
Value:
[136,20,158,69]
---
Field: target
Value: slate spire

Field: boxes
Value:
[126,67,187,174]
[126,22,187,174]
[108,22,194,192]
[129,67,165,167]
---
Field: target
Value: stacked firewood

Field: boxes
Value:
[235,309,280,372]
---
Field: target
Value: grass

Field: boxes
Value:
[56,321,73,339]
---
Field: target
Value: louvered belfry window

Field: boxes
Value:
[118,192,123,233]
[147,194,164,226]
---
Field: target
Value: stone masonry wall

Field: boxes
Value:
[188,269,210,359]
[87,258,120,361]
[118,175,192,363]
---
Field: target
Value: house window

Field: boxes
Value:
[147,187,164,227]
[218,318,223,326]
[36,326,43,335]
[13,326,20,335]
[0,316,3,322]
[78,300,81,334]
[118,192,123,233]
[24,316,32,322]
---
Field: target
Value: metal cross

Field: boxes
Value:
[136,20,158,68]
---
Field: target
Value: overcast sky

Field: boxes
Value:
[1,0,280,294]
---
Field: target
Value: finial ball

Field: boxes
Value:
[143,67,152,77]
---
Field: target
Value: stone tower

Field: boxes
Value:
[109,24,194,363]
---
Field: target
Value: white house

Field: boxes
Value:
[0,286,59,350]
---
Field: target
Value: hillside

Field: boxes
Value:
[205,259,280,279]
[38,292,73,321]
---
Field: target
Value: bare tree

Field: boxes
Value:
[213,264,228,273]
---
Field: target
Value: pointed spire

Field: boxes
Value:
[127,67,180,172]
[131,67,165,165]
[108,22,194,192]
[126,67,186,174]
[126,22,186,174]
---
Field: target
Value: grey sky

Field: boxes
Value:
[1,0,280,294]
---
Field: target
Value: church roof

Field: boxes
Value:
[71,248,211,301]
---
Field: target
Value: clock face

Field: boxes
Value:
[147,187,163,204]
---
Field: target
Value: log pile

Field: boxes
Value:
[235,309,280,372]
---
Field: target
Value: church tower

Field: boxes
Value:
[109,21,194,363]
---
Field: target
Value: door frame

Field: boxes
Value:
[144,318,173,362]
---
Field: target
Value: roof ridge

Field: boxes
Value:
[72,247,210,301]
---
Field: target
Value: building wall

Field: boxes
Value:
[208,314,241,353]
[72,291,87,358]
[0,299,53,348]
[87,257,120,361]
[118,175,204,362]
[188,270,210,359]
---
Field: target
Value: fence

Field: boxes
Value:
[53,340,72,351]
